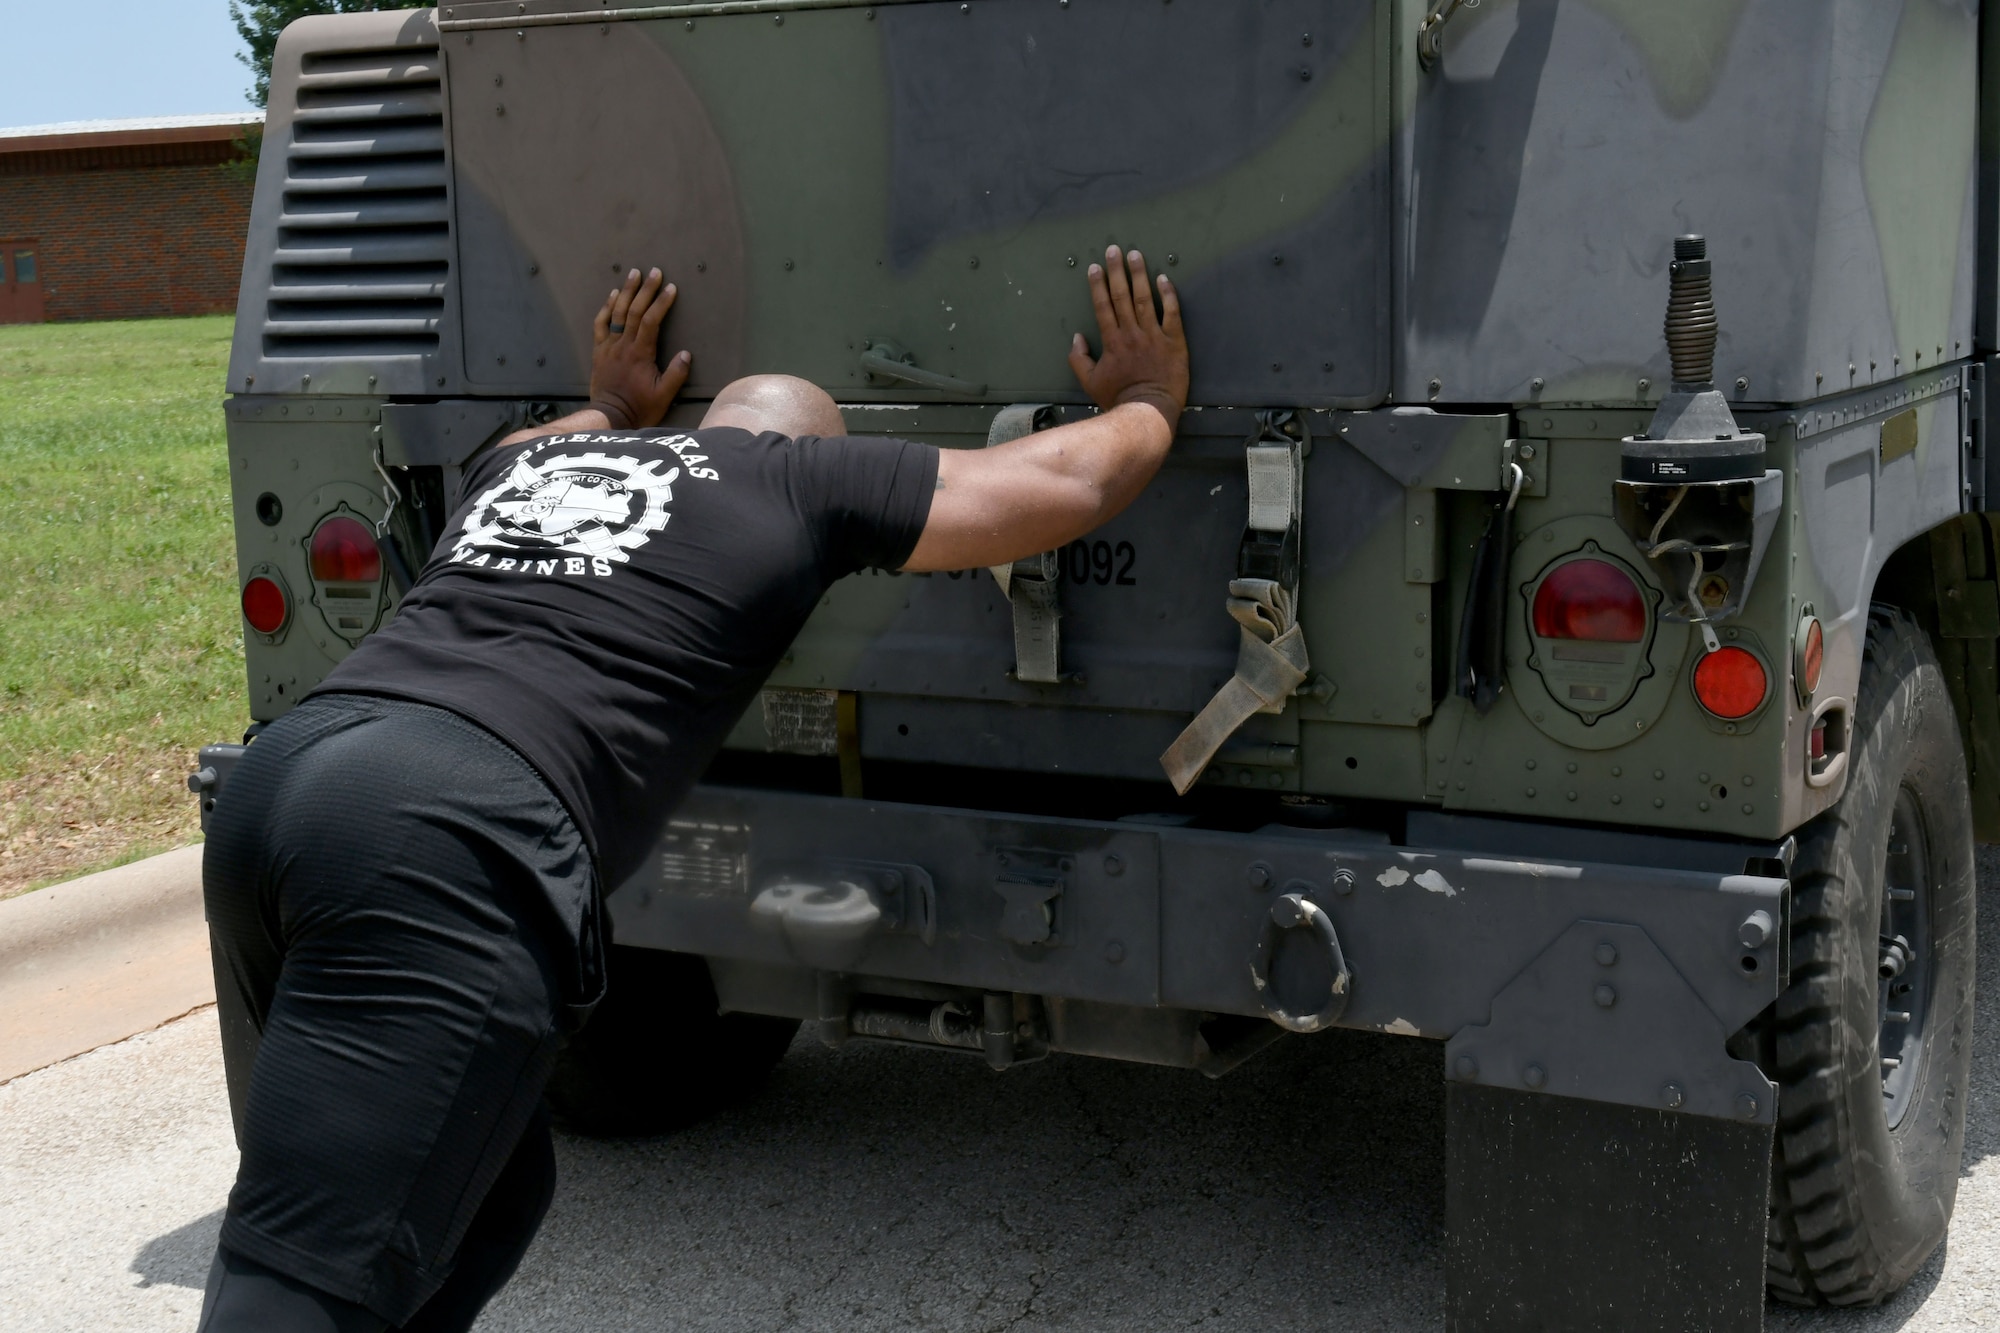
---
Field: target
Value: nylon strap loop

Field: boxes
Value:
[1245,444,1297,534]
[1162,579,1309,793]
[985,405,1065,683]
[1161,413,1310,792]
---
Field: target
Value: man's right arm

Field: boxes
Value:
[488,267,691,454]
[900,246,1188,574]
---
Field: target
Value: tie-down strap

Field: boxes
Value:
[1160,414,1310,793]
[1160,579,1310,794]
[986,404,1065,684]
[1240,422,1304,587]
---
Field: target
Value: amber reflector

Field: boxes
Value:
[1694,646,1768,719]
[241,576,288,634]
[1531,558,1647,642]
[1799,618,1824,699]
[309,515,382,584]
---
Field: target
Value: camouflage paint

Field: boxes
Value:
[438,0,1389,406]
[225,0,1988,845]
[1398,0,1980,410]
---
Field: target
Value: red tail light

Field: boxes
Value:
[309,516,382,584]
[1531,558,1647,642]
[1693,645,1769,719]
[241,575,289,634]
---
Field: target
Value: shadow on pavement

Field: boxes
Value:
[487,1028,1445,1331]
[449,861,2000,1329]
[132,1207,222,1291]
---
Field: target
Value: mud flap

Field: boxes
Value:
[192,743,260,1148]
[1446,1084,1772,1332]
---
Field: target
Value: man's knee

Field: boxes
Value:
[398,1115,557,1333]
[197,1247,388,1333]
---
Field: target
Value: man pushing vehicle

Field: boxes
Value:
[196,245,1188,1332]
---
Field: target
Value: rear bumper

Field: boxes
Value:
[610,784,1789,1125]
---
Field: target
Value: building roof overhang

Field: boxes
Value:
[0,114,266,175]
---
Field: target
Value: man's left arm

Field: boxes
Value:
[491,267,691,451]
[901,246,1185,573]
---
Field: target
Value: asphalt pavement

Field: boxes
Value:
[6,861,2000,1331]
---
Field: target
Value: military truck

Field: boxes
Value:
[196,1,2000,1326]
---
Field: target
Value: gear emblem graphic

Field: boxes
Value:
[454,452,678,564]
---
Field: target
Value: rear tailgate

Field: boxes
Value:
[435,0,1417,795]
[440,0,1390,408]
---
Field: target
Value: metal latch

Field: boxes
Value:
[859,340,987,396]
[1237,409,1307,587]
[1417,0,1481,69]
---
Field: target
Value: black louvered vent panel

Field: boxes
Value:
[263,45,448,359]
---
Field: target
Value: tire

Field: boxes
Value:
[547,945,800,1137]
[1766,605,1978,1305]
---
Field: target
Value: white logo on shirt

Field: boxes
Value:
[450,451,678,576]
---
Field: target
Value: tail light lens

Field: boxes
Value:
[241,575,289,634]
[1532,558,1648,642]
[1693,645,1769,719]
[309,515,382,584]
[1795,615,1825,703]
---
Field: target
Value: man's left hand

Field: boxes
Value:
[589,267,691,430]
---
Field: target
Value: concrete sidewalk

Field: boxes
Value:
[0,845,212,1083]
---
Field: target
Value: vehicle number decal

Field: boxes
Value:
[1065,539,1137,586]
[872,541,1138,585]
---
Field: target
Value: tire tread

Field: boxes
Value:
[1765,604,1974,1306]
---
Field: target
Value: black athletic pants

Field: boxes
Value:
[199,693,602,1331]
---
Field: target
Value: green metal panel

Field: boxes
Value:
[217,2,1995,848]
[226,403,391,719]
[443,0,1391,406]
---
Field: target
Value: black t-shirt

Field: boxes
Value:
[311,426,938,885]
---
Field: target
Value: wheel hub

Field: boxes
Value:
[1877,787,1934,1129]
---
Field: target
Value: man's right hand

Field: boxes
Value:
[1066,246,1188,433]
[590,267,692,430]
[491,266,691,451]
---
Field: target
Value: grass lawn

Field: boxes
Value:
[0,316,243,897]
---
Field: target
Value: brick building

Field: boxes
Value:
[0,113,262,324]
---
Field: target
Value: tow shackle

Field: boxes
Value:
[1250,891,1352,1033]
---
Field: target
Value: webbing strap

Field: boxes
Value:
[1003,551,1062,683]
[986,404,1065,683]
[1239,417,1304,587]
[1161,580,1310,793]
[1161,416,1309,791]
[1245,443,1297,533]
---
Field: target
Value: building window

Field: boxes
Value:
[14,251,36,283]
